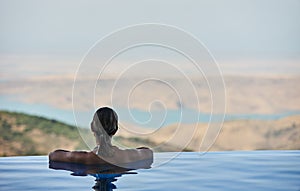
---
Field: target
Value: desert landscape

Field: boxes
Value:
[1,75,299,114]
[1,110,299,156]
[116,114,300,152]
[1,70,300,155]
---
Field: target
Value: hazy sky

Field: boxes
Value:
[0,0,300,77]
[0,0,299,125]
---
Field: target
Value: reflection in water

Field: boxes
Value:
[91,173,129,191]
[49,159,152,191]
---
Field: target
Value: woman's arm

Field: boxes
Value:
[49,149,106,165]
[49,149,70,162]
[49,147,153,165]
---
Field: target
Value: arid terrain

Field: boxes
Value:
[1,73,300,156]
[1,75,299,114]
[1,111,299,156]
[116,114,300,151]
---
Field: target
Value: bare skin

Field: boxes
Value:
[49,147,153,165]
[49,108,153,165]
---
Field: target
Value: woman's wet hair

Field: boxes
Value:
[95,107,118,136]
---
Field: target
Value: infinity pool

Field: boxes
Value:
[0,151,299,191]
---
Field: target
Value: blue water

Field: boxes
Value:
[0,151,300,191]
[1,96,300,128]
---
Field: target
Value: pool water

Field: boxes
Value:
[0,151,299,191]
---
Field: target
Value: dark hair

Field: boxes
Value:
[92,107,118,157]
[96,107,118,136]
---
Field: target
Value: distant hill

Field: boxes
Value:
[0,111,90,156]
[0,111,180,156]
[135,115,300,151]
[1,111,299,156]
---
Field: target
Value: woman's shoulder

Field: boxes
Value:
[112,146,153,164]
[49,149,106,165]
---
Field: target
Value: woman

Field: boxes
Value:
[49,107,153,165]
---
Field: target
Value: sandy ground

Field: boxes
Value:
[115,114,300,152]
[1,75,299,114]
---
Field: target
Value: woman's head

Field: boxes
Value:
[91,107,118,157]
[91,107,118,137]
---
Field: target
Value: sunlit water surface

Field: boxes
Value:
[0,151,299,191]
